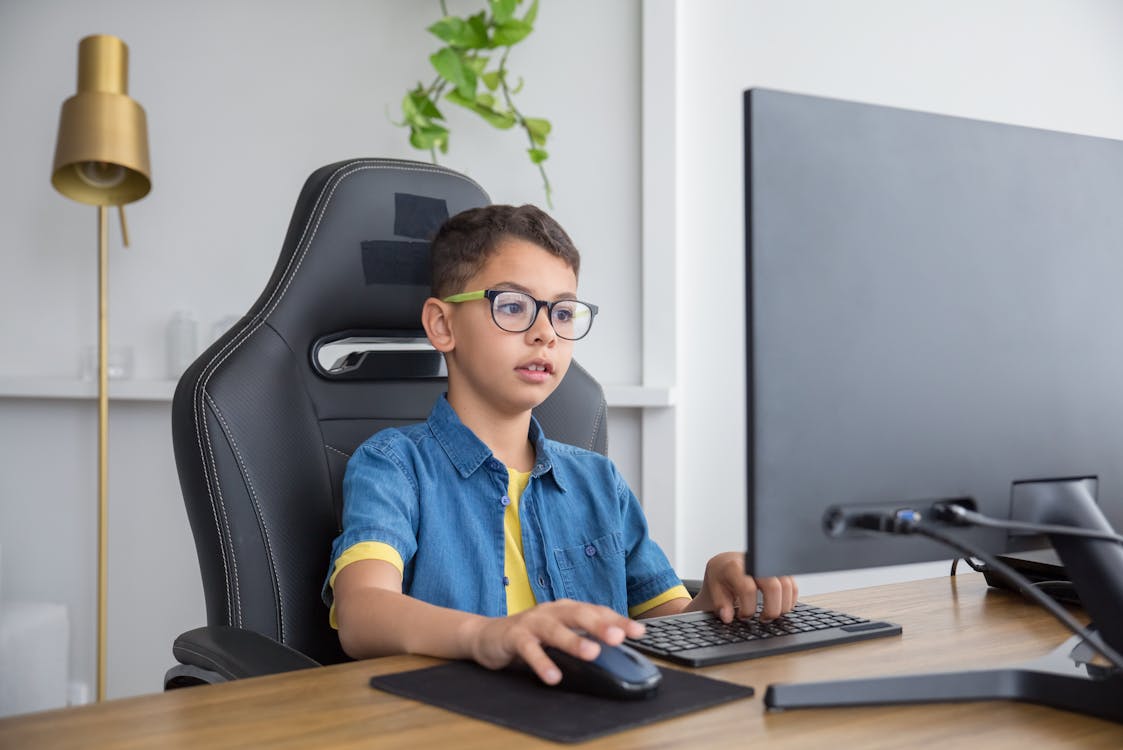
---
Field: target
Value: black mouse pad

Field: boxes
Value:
[369,661,754,744]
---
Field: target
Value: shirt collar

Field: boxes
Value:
[528,416,567,492]
[427,395,567,491]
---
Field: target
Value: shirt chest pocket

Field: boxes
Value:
[553,532,628,615]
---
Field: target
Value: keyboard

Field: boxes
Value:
[626,603,902,667]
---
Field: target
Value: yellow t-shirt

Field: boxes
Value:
[503,468,537,613]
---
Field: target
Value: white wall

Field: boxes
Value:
[0,0,644,700]
[0,0,642,384]
[670,0,1123,587]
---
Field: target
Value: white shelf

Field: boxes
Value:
[0,377,176,402]
[0,377,673,409]
[602,384,675,408]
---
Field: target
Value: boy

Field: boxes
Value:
[324,204,797,685]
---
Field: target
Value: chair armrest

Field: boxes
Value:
[164,626,321,689]
[682,579,702,598]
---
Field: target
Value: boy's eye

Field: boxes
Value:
[552,306,574,323]
[495,297,528,316]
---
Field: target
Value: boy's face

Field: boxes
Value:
[437,237,578,418]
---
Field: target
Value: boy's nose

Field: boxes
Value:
[527,307,556,343]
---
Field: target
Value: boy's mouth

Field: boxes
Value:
[516,360,554,381]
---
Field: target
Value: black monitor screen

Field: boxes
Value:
[744,89,1123,578]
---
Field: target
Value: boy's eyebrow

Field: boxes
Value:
[490,281,577,300]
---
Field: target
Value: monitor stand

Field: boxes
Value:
[766,479,1123,724]
[765,633,1123,722]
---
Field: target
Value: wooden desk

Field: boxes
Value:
[3,573,1121,748]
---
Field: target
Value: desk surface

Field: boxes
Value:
[3,573,1121,748]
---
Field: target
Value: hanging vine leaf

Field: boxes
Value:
[524,117,550,146]
[428,17,486,48]
[481,71,502,91]
[489,0,518,24]
[447,90,516,129]
[429,47,476,100]
[396,0,554,206]
[492,19,532,46]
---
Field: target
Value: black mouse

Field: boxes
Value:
[542,638,662,700]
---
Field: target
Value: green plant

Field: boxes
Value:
[398,0,554,206]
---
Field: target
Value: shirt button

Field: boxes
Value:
[585,544,597,557]
[503,576,510,586]
[500,495,510,507]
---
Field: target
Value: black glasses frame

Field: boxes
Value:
[443,289,599,341]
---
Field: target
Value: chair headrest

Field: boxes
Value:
[248,159,490,358]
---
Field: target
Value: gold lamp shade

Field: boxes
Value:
[52,34,151,206]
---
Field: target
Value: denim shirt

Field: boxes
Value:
[323,395,682,617]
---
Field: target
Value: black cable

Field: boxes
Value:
[934,504,1123,545]
[953,560,1078,599]
[909,519,1123,670]
[840,505,1122,667]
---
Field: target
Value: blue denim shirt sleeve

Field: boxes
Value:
[321,433,419,607]
[613,465,684,609]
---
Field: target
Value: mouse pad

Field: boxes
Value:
[369,661,754,744]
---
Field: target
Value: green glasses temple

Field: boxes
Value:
[442,289,593,317]
[442,290,489,303]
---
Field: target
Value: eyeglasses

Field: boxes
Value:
[442,289,599,341]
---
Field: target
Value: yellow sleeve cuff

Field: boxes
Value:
[628,584,691,618]
[328,542,405,630]
[330,541,404,587]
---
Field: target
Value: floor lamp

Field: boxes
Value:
[51,34,151,703]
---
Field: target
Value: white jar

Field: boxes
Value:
[166,310,198,379]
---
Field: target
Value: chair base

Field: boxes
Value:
[164,663,229,690]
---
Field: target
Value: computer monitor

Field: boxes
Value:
[743,89,1123,718]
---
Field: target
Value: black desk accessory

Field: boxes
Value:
[370,661,753,743]
[766,633,1123,721]
[541,640,662,700]
[986,549,1080,606]
[769,481,1123,724]
[628,603,901,667]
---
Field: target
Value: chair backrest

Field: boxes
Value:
[172,159,608,665]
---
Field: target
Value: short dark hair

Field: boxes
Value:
[429,204,581,298]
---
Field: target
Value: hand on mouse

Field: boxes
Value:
[461,599,646,686]
[686,551,798,623]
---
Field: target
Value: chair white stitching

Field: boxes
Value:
[590,399,606,452]
[200,396,241,626]
[568,360,606,452]
[206,393,283,641]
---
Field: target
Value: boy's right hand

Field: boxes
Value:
[461,599,645,686]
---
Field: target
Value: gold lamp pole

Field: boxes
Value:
[51,34,151,702]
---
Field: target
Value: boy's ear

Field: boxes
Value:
[422,297,455,353]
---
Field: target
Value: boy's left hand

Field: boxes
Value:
[686,551,797,623]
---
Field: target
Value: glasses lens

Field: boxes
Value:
[551,300,594,340]
[491,291,536,332]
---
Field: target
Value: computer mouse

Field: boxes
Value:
[542,638,662,700]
